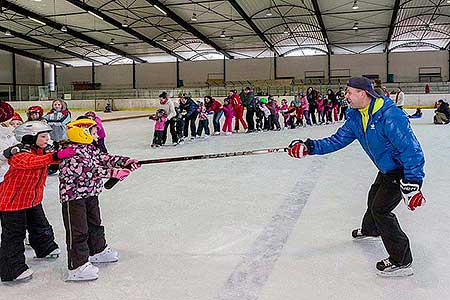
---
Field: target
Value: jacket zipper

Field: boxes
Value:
[31,168,44,207]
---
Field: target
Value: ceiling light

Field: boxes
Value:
[220,30,226,38]
[266,9,273,16]
[60,45,66,49]
[447,0,450,3]
[352,22,359,30]
[154,5,167,15]
[122,19,129,27]
[88,10,103,20]
[32,0,42,2]
[162,37,168,42]
[191,13,198,22]
[61,25,67,32]
[4,30,11,36]
[109,38,115,45]
[283,26,289,34]
[352,1,359,9]
[28,16,46,26]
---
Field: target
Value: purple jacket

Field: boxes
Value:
[94,116,106,139]
[222,103,234,119]
[58,143,129,202]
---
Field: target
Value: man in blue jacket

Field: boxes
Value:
[287,77,426,277]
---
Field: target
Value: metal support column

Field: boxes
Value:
[53,64,57,94]
[12,53,16,101]
[223,55,226,87]
[41,60,45,86]
[274,54,278,80]
[327,53,331,84]
[176,58,181,88]
[386,50,390,83]
[91,63,95,88]
[132,60,136,89]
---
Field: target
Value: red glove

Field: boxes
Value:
[400,180,426,211]
[125,158,141,171]
[111,169,131,181]
[287,140,309,159]
[55,147,76,160]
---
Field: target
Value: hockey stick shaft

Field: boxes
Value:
[104,147,287,190]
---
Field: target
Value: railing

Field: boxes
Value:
[1,81,449,101]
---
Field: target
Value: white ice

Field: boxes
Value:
[1,109,449,300]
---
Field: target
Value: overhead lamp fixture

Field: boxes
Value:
[60,45,66,49]
[4,30,11,36]
[447,0,450,3]
[283,26,289,34]
[32,0,42,2]
[61,25,68,32]
[154,5,167,15]
[191,13,198,22]
[352,22,359,30]
[109,38,115,45]
[220,30,226,38]
[266,9,273,16]
[352,0,359,9]
[28,16,46,26]
[122,19,129,27]
[162,36,168,42]
[88,10,103,20]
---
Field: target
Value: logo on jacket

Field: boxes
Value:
[370,124,375,130]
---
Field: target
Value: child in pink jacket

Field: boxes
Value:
[149,109,167,147]
[316,96,325,124]
[85,111,107,153]
[221,98,234,135]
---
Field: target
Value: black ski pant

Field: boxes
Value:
[246,109,255,131]
[360,170,412,266]
[197,119,210,136]
[162,118,178,144]
[340,106,348,120]
[183,112,198,138]
[0,204,58,281]
[152,130,164,146]
[309,105,317,124]
[62,196,106,270]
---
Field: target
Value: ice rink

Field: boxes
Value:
[1,109,449,300]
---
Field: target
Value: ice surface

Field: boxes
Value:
[1,109,449,300]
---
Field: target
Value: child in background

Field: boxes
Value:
[271,99,281,131]
[0,101,16,183]
[280,99,290,129]
[0,121,74,282]
[149,109,167,147]
[27,106,44,122]
[259,98,271,131]
[85,111,107,153]
[316,96,325,124]
[221,98,234,135]
[300,92,311,126]
[59,119,140,281]
[196,101,210,138]
[9,113,23,128]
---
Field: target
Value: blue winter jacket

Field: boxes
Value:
[310,96,425,184]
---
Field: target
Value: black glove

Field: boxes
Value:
[3,143,31,159]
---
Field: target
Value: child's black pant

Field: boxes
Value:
[197,119,210,136]
[152,130,164,145]
[0,204,58,281]
[62,196,106,270]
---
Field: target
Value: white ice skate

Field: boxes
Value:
[376,258,413,277]
[14,269,33,282]
[65,262,99,281]
[352,228,381,241]
[89,246,119,263]
[35,248,61,259]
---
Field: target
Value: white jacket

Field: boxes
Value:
[0,126,18,182]
[395,91,405,107]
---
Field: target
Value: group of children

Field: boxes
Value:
[0,99,139,283]
[149,89,349,147]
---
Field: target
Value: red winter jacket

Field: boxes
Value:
[206,99,223,113]
[0,148,57,211]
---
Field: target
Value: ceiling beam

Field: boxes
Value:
[310,0,332,54]
[227,0,279,56]
[143,0,232,59]
[0,0,146,63]
[0,25,105,65]
[0,43,71,67]
[385,0,401,52]
[65,0,186,61]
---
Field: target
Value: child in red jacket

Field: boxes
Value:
[0,121,75,282]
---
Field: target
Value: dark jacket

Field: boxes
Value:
[179,98,199,118]
[241,92,255,110]
[436,101,450,119]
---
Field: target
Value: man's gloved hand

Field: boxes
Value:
[3,143,30,159]
[124,158,141,171]
[287,139,309,159]
[111,169,131,181]
[400,179,426,211]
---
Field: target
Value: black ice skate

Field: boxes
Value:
[376,257,413,277]
[351,228,381,241]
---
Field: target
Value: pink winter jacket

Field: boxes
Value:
[300,97,309,111]
[222,103,234,119]
[151,115,167,131]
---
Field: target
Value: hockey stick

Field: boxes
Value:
[104,147,288,190]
